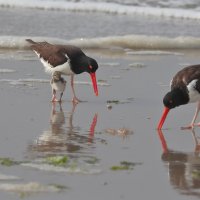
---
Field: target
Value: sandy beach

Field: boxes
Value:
[0,48,200,199]
[1,0,200,199]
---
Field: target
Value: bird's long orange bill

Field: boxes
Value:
[157,107,170,130]
[90,72,98,96]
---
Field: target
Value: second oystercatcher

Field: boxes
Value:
[157,64,200,130]
[26,39,99,103]
[50,71,66,102]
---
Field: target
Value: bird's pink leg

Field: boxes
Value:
[193,101,200,127]
[181,101,200,130]
[51,89,59,102]
[71,75,81,103]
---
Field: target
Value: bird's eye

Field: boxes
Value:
[169,100,173,104]
[88,65,92,69]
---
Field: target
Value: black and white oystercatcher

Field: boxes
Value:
[158,65,200,130]
[50,71,66,102]
[26,39,99,103]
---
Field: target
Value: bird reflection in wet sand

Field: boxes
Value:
[157,129,200,198]
[191,130,200,155]
[29,102,98,154]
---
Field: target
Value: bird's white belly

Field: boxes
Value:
[187,79,200,103]
[43,59,73,76]
[34,51,74,76]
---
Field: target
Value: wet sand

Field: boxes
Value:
[0,49,200,199]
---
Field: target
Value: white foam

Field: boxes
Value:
[100,62,120,67]
[0,78,110,87]
[125,50,184,55]
[128,63,146,68]
[18,78,50,83]
[0,69,16,73]
[0,173,20,181]
[0,36,67,49]
[22,163,102,174]
[0,78,49,88]
[71,35,200,49]
[75,81,111,87]
[1,0,200,20]
[0,182,62,193]
[2,35,200,50]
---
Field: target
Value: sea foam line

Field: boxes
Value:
[1,35,200,50]
[0,78,110,87]
[0,182,63,193]
[70,35,200,49]
[0,0,200,20]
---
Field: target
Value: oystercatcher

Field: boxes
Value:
[157,65,200,130]
[50,71,66,102]
[26,39,99,103]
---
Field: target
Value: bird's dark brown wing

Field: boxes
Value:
[28,40,68,67]
[171,65,200,91]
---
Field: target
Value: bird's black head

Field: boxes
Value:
[163,88,189,109]
[87,57,98,96]
[71,56,98,75]
[86,57,98,74]
[70,55,99,96]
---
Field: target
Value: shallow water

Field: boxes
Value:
[0,48,200,199]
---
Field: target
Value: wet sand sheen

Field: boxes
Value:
[0,49,200,199]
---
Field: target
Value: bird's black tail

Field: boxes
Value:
[26,39,37,44]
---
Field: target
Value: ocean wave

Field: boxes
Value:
[0,36,67,49]
[125,50,184,55]
[1,35,200,50]
[0,0,200,20]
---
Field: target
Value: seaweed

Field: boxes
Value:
[107,100,120,104]
[0,157,18,167]
[192,170,200,179]
[110,161,142,171]
[45,155,68,167]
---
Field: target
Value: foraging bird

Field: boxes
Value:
[26,39,99,103]
[157,65,200,130]
[50,71,66,102]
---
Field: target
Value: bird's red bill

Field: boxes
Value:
[90,72,98,96]
[157,107,170,130]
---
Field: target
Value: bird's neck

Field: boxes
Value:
[172,88,189,106]
[70,56,88,74]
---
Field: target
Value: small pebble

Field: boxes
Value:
[107,104,112,110]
